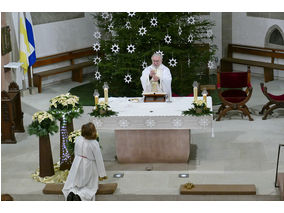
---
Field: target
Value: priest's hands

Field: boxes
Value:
[99,176,108,181]
[150,70,159,82]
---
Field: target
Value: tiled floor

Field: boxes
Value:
[1,75,284,201]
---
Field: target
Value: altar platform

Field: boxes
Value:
[91,97,213,163]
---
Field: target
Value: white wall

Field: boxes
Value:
[209,12,222,66]
[232,12,284,78]
[11,12,98,87]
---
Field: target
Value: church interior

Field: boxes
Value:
[1,9,284,205]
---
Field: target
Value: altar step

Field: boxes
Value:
[8,193,280,201]
[180,184,256,195]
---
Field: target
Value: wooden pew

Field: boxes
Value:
[221,44,284,82]
[32,47,96,93]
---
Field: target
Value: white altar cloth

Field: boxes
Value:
[91,97,213,130]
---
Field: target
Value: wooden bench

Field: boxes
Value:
[32,47,95,93]
[221,44,284,82]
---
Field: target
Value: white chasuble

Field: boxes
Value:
[140,64,172,100]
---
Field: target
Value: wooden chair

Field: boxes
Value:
[259,83,284,120]
[216,70,253,121]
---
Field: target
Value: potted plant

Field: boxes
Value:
[48,93,84,170]
[28,111,58,177]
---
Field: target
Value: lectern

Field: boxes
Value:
[143,93,166,102]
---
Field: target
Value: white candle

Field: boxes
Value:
[193,87,198,102]
[203,93,207,104]
[104,88,108,104]
[95,96,99,105]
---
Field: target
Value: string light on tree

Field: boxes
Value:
[101,12,109,20]
[188,58,191,68]
[178,26,182,36]
[208,60,215,69]
[111,44,120,53]
[164,34,172,44]
[93,31,101,39]
[128,12,136,17]
[93,42,100,51]
[125,21,131,29]
[141,61,148,69]
[188,34,194,43]
[187,16,195,25]
[150,17,158,27]
[124,74,132,84]
[155,50,164,57]
[127,44,136,54]
[108,23,114,32]
[94,71,101,80]
[207,29,213,38]
[60,115,71,165]
[93,56,102,65]
[138,26,147,36]
[168,58,178,67]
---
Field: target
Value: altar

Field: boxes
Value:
[91,97,213,163]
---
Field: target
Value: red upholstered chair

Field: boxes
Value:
[216,70,253,121]
[259,83,284,120]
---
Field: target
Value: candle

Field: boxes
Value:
[103,82,109,105]
[93,89,99,106]
[202,88,208,105]
[95,96,99,105]
[104,88,108,104]
[194,87,198,102]
[192,81,198,103]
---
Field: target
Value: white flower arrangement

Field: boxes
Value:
[48,93,84,122]
[50,93,79,109]
[32,111,54,124]
[28,111,58,137]
[68,129,81,144]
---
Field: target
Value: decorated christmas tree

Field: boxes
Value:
[92,12,217,97]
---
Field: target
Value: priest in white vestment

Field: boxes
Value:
[140,53,172,100]
[62,122,107,201]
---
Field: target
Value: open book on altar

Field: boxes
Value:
[142,92,167,102]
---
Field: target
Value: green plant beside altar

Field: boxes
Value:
[89,101,118,118]
[28,111,58,177]
[28,111,58,136]
[182,100,213,116]
[67,130,101,155]
[48,93,84,122]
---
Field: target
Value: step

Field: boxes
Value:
[42,183,117,195]
[180,184,256,195]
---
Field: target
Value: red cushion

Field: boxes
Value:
[267,93,284,101]
[220,72,248,88]
[221,89,247,103]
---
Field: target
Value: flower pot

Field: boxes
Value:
[59,119,74,170]
[39,134,54,177]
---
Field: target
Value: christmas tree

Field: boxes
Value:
[92,12,217,97]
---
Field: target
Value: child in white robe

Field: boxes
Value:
[62,122,107,201]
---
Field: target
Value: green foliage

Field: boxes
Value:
[28,118,59,137]
[48,104,84,123]
[182,102,213,116]
[89,103,118,118]
[92,12,217,97]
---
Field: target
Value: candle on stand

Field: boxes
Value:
[202,88,208,105]
[192,81,198,102]
[103,82,109,104]
[93,89,99,107]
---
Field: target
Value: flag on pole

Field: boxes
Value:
[19,12,36,74]
[25,12,36,66]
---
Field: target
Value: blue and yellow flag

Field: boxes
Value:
[19,12,36,74]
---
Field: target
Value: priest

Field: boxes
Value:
[140,53,172,101]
